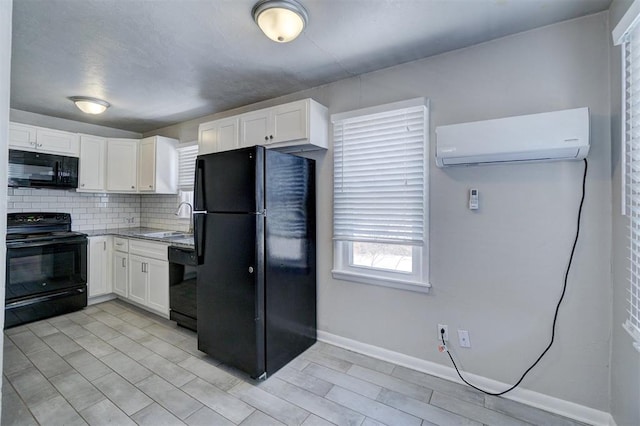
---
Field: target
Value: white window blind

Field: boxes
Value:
[617,2,640,352]
[333,102,427,246]
[177,144,198,190]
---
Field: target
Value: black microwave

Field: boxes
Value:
[8,149,79,189]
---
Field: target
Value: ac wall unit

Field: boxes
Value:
[435,107,590,167]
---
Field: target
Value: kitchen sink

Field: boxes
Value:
[139,231,190,239]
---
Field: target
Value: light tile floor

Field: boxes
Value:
[2,300,588,426]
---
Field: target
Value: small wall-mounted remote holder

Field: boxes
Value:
[469,188,479,210]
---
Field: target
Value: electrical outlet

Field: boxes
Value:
[438,324,449,342]
[458,329,471,348]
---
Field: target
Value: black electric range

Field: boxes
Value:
[5,213,88,328]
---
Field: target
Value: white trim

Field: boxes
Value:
[331,269,431,293]
[622,320,640,353]
[317,330,615,426]
[87,293,116,306]
[613,0,640,45]
[331,97,429,123]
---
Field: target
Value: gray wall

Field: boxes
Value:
[608,1,639,425]
[0,0,11,414]
[154,12,612,410]
[10,109,141,138]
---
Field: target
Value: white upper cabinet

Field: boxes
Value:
[240,109,271,147]
[199,117,240,155]
[9,122,80,156]
[240,99,328,152]
[271,100,308,144]
[78,135,107,191]
[106,138,138,192]
[200,98,328,154]
[9,123,36,150]
[138,136,178,194]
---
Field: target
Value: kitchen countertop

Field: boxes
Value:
[83,227,195,249]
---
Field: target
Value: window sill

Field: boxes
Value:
[622,321,640,353]
[332,269,431,294]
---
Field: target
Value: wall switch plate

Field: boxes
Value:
[438,324,449,342]
[458,329,471,348]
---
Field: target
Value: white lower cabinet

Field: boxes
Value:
[126,239,169,317]
[101,236,170,317]
[88,236,112,298]
[113,251,128,298]
[128,255,147,305]
[128,254,170,315]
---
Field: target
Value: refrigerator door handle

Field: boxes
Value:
[194,158,205,211]
[194,212,206,265]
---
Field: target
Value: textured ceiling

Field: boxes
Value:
[10,0,612,133]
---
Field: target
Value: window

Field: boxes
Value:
[615,2,640,352]
[177,143,199,190]
[331,98,429,293]
[176,143,198,218]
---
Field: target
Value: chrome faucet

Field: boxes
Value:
[175,202,194,234]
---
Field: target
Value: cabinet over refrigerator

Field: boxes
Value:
[193,146,316,379]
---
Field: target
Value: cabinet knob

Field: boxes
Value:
[264,136,268,141]
[81,184,85,187]
[248,266,254,274]
[37,143,42,147]
[149,185,152,188]
[269,135,273,140]
[131,186,135,189]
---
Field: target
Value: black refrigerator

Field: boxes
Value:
[193,146,316,379]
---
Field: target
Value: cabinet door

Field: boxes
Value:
[240,110,271,147]
[272,100,308,143]
[36,128,80,156]
[9,123,37,151]
[88,237,110,297]
[199,118,239,154]
[113,252,128,297]
[128,255,147,305]
[199,121,218,155]
[146,258,169,315]
[138,137,156,192]
[106,139,138,191]
[217,118,240,152]
[79,135,106,191]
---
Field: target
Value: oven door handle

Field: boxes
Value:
[5,287,86,310]
[7,236,87,249]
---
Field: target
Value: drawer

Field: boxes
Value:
[113,237,129,252]
[129,239,168,261]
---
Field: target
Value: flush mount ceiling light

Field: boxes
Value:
[69,96,110,115]
[252,0,308,43]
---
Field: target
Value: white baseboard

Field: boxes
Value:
[317,330,614,426]
[87,293,116,306]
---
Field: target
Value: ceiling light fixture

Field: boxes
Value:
[252,0,308,43]
[69,96,110,114]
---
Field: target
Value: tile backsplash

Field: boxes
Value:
[7,188,189,232]
[141,194,190,232]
